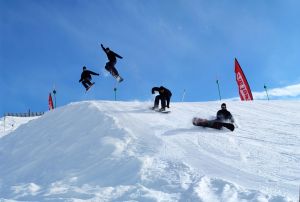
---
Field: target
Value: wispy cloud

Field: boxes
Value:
[253,83,300,100]
[227,83,300,101]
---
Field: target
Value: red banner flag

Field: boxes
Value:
[48,93,54,110]
[234,58,253,101]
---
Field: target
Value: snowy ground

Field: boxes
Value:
[0,116,40,138]
[0,100,299,201]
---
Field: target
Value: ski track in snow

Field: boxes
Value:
[0,100,299,201]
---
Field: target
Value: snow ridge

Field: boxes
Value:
[0,100,299,201]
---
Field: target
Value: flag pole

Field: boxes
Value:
[181,89,186,102]
[3,114,5,132]
[53,89,57,108]
[216,79,222,101]
[264,84,269,101]
[114,87,117,101]
[298,185,300,202]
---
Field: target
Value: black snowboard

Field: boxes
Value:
[155,110,171,114]
[150,107,171,113]
[193,117,235,131]
[85,82,95,93]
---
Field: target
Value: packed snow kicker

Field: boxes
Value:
[0,100,299,201]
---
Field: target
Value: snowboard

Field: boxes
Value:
[156,110,171,114]
[85,82,95,93]
[150,107,171,113]
[192,117,235,131]
[116,76,124,83]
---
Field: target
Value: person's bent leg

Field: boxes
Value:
[160,97,166,109]
[86,79,92,86]
[153,95,161,109]
[105,62,111,71]
[82,80,89,89]
[166,96,171,108]
[111,66,119,78]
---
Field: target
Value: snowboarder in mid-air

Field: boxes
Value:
[151,86,172,112]
[193,103,235,131]
[101,44,123,82]
[79,66,99,91]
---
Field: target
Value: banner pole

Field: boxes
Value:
[264,84,269,101]
[3,114,5,132]
[216,79,222,101]
[181,89,186,102]
[53,89,57,108]
[114,88,117,101]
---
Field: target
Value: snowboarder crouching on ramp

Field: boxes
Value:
[79,66,99,91]
[151,86,172,111]
[101,44,123,82]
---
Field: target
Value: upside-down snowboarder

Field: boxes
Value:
[151,86,172,112]
[101,44,123,82]
[79,66,99,91]
[193,103,235,131]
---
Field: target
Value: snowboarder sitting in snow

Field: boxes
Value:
[79,66,99,91]
[101,44,123,82]
[151,86,172,111]
[216,103,234,123]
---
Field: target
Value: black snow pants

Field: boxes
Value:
[82,78,93,89]
[105,61,119,78]
[154,95,170,109]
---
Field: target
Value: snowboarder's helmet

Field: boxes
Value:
[221,103,226,109]
[83,66,87,70]
[159,86,164,92]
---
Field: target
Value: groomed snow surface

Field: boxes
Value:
[0,100,299,202]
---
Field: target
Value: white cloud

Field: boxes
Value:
[253,83,300,100]
[227,83,300,101]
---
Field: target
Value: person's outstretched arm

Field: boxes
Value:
[152,87,160,94]
[113,51,123,59]
[87,70,99,76]
[101,44,106,52]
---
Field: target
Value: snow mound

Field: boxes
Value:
[0,100,299,201]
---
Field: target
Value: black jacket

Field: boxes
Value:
[101,45,122,62]
[152,86,172,98]
[216,109,234,122]
[79,70,99,82]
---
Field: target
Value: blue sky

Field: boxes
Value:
[1,0,300,115]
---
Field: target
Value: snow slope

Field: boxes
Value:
[0,116,40,138]
[0,100,299,201]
